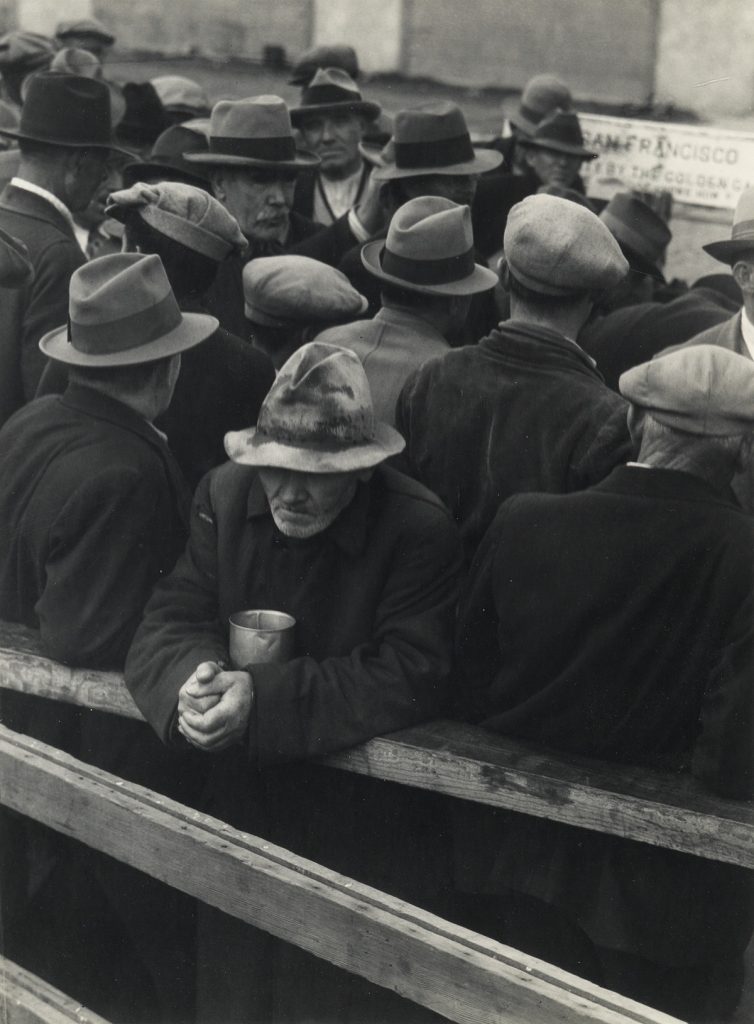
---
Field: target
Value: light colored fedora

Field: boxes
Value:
[225,341,405,473]
[290,67,380,126]
[600,192,671,282]
[510,74,572,135]
[184,95,319,169]
[361,196,498,296]
[703,188,754,264]
[371,102,502,181]
[40,252,218,367]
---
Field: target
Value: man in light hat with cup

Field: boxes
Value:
[455,344,754,1021]
[398,192,632,562]
[126,340,461,1021]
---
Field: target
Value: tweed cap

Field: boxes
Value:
[504,194,628,296]
[0,31,56,72]
[522,109,597,160]
[289,45,359,87]
[372,102,502,180]
[510,74,573,135]
[40,252,217,367]
[703,187,754,264]
[362,195,497,296]
[600,192,671,282]
[185,95,318,169]
[225,341,405,473]
[106,181,246,260]
[243,255,367,328]
[620,345,754,436]
[151,75,210,117]
[55,18,115,47]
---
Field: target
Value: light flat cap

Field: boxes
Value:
[243,255,368,328]
[619,345,754,436]
[504,193,628,296]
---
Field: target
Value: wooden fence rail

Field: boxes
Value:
[0,725,681,1024]
[0,955,109,1024]
[1,621,752,869]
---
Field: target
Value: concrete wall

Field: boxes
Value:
[18,0,91,34]
[655,0,754,118]
[403,0,658,104]
[312,0,402,73]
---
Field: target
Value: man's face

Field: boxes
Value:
[402,173,478,209]
[525,147,583,188]
[259,467,360,539]
[214,167,297,243]
[65,148,110,214]
[298,111,365,177]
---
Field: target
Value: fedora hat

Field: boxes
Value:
[40,252,217,367]
[122,123,211,190]
[371,102,502,181]
[703,188,754,264]
[290,67,380,126]
[0,72,129,155]
[510,74,573,136]
[185,95,319,169]
[361,196,497,296]
[521,109,597,160]
[22,48,127,129]
[600,192,670,282]
[289,44,360,87]
[225,341,405,473]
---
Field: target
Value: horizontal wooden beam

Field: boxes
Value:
[0,956,110,1024]
[0,726,680,1024]
[1,621,752,868]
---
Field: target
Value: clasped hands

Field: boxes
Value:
[177,661,253,752]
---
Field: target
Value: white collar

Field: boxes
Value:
[10,177,76,236]
[740,307,754,361]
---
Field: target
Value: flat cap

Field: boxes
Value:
[504,193,628,296]
[106,181,246,261]
[56,18,115,46]
[151,75,210,117]
[0,31,56,72]
[243,255,368,328]
[619,345,754,436]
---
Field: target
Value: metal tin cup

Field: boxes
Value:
[228,609,296,668]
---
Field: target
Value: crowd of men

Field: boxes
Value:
[0,17,752,1024]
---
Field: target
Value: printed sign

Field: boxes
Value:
[579,113,754,210]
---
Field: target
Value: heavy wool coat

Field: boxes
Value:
[396,321,633,561]
[0,184,85,423]
[454,465,754,965]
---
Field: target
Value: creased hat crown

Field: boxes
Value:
[8,71,115,148]
[620,345,754,436]
[600,192,671,280]
[524,108,596,159]
[291,66,380,124]
[703,187,754,264]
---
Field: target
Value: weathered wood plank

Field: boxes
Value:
[0,956,110,1024]
[1,620,752,868]
[0,726,681,1024]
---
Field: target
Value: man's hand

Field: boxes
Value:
[177,665,253,752]
[354,167,386,237]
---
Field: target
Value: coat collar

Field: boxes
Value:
[245,469,373,556]
[0,182,77,240]
[61,383,175,455]
[594,463,741,510]
[375,304,449,344]
[481,319,603,379]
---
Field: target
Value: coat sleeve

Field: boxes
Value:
[248,505,463,767]
[691,591,754,800]
[124,472,228,744]
[0,285,25,426]
[570,392,633,490]
[287,213,358,268]
[38,465,178,670]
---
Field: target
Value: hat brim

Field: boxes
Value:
[122,160,210,190]
[0,126,132,159]
[620,243,666,283]
[702,239,754,265]
[372,147,503,181]
[225,421,405,473]
[290,100,381,126]
[508,113,538,136]
[361,240,498,296]
[184,148,319,169]
[39,311,218,367]
[521,138,597,160]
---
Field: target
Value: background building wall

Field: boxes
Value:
[312,0,402,73]
[655,0,754,118]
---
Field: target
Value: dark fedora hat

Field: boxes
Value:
[361,196,497,296]
[600,192,671,282]
[185,96,319,169]
[290,67,380,126]
[521,109,597,160]
[0,71,129,155]
[40,252,217,367]
[123,123,211,190]
[703,188,754,264]
[371,102,502,181]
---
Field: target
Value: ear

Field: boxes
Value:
[497,256,510,288]
[732,258,754,295]
[209,169,226,202]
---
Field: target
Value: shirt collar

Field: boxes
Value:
[246,470,373,556]
[10,177,76,236]
[740,308,754,360]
